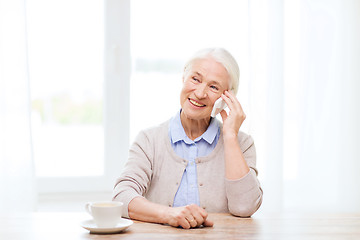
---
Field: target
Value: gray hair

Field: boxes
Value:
[183,48,240,95]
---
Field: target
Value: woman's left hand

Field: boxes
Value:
[219,91,246,138]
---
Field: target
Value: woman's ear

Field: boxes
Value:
[183,65,190,83]
[182,72,187,83]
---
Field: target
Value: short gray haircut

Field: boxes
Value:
[183,48,240,95]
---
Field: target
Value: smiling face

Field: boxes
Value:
[180,57,230,122]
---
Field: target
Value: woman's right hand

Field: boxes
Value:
[164,204,214,229]
[128,197,213,229]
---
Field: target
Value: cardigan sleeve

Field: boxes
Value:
[225,134,263,217]
[112,130,154,218]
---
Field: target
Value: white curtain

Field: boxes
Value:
[249,0,360,214]
[0,0,36,212]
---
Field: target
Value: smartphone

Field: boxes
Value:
[211,97,227,117]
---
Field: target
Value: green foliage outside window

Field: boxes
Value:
[32,94,102,125]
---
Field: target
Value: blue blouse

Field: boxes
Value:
[169,110,220,207]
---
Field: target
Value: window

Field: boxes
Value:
[28,0,130,193]
[28,0,104,178]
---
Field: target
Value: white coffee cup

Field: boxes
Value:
[85,201,123,228]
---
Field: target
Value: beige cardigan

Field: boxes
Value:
[113,119,263,218]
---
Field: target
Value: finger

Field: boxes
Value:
[223,92,246,121]
[220,109,227,122]
[179,217,191,229]
[198,206,209,219]
[184,205,199,228]
[221,93,231,106]
[186,216,198,228]
[224,91,242,111]
[224,90,236,102]
[197,208,211,227]
[186,204,208,227]
[176,206,193,229]
[203,219,214,227]
[187,204,207,217]
[191,211,205,227]
[221,92,236,113]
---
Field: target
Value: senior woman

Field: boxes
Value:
[113,48,263,229]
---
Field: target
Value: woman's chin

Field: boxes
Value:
[181,108,210,121]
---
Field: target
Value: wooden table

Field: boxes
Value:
[1,212,359,240]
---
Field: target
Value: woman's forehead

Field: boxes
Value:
[189,59,229,83]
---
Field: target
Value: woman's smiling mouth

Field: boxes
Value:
[189,98,206,107]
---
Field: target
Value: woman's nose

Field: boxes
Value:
[194,84,208,98]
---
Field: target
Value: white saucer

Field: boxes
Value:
[80,218,133,234]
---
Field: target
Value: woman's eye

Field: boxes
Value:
[192,77,200,82]
[210,85,219,91]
